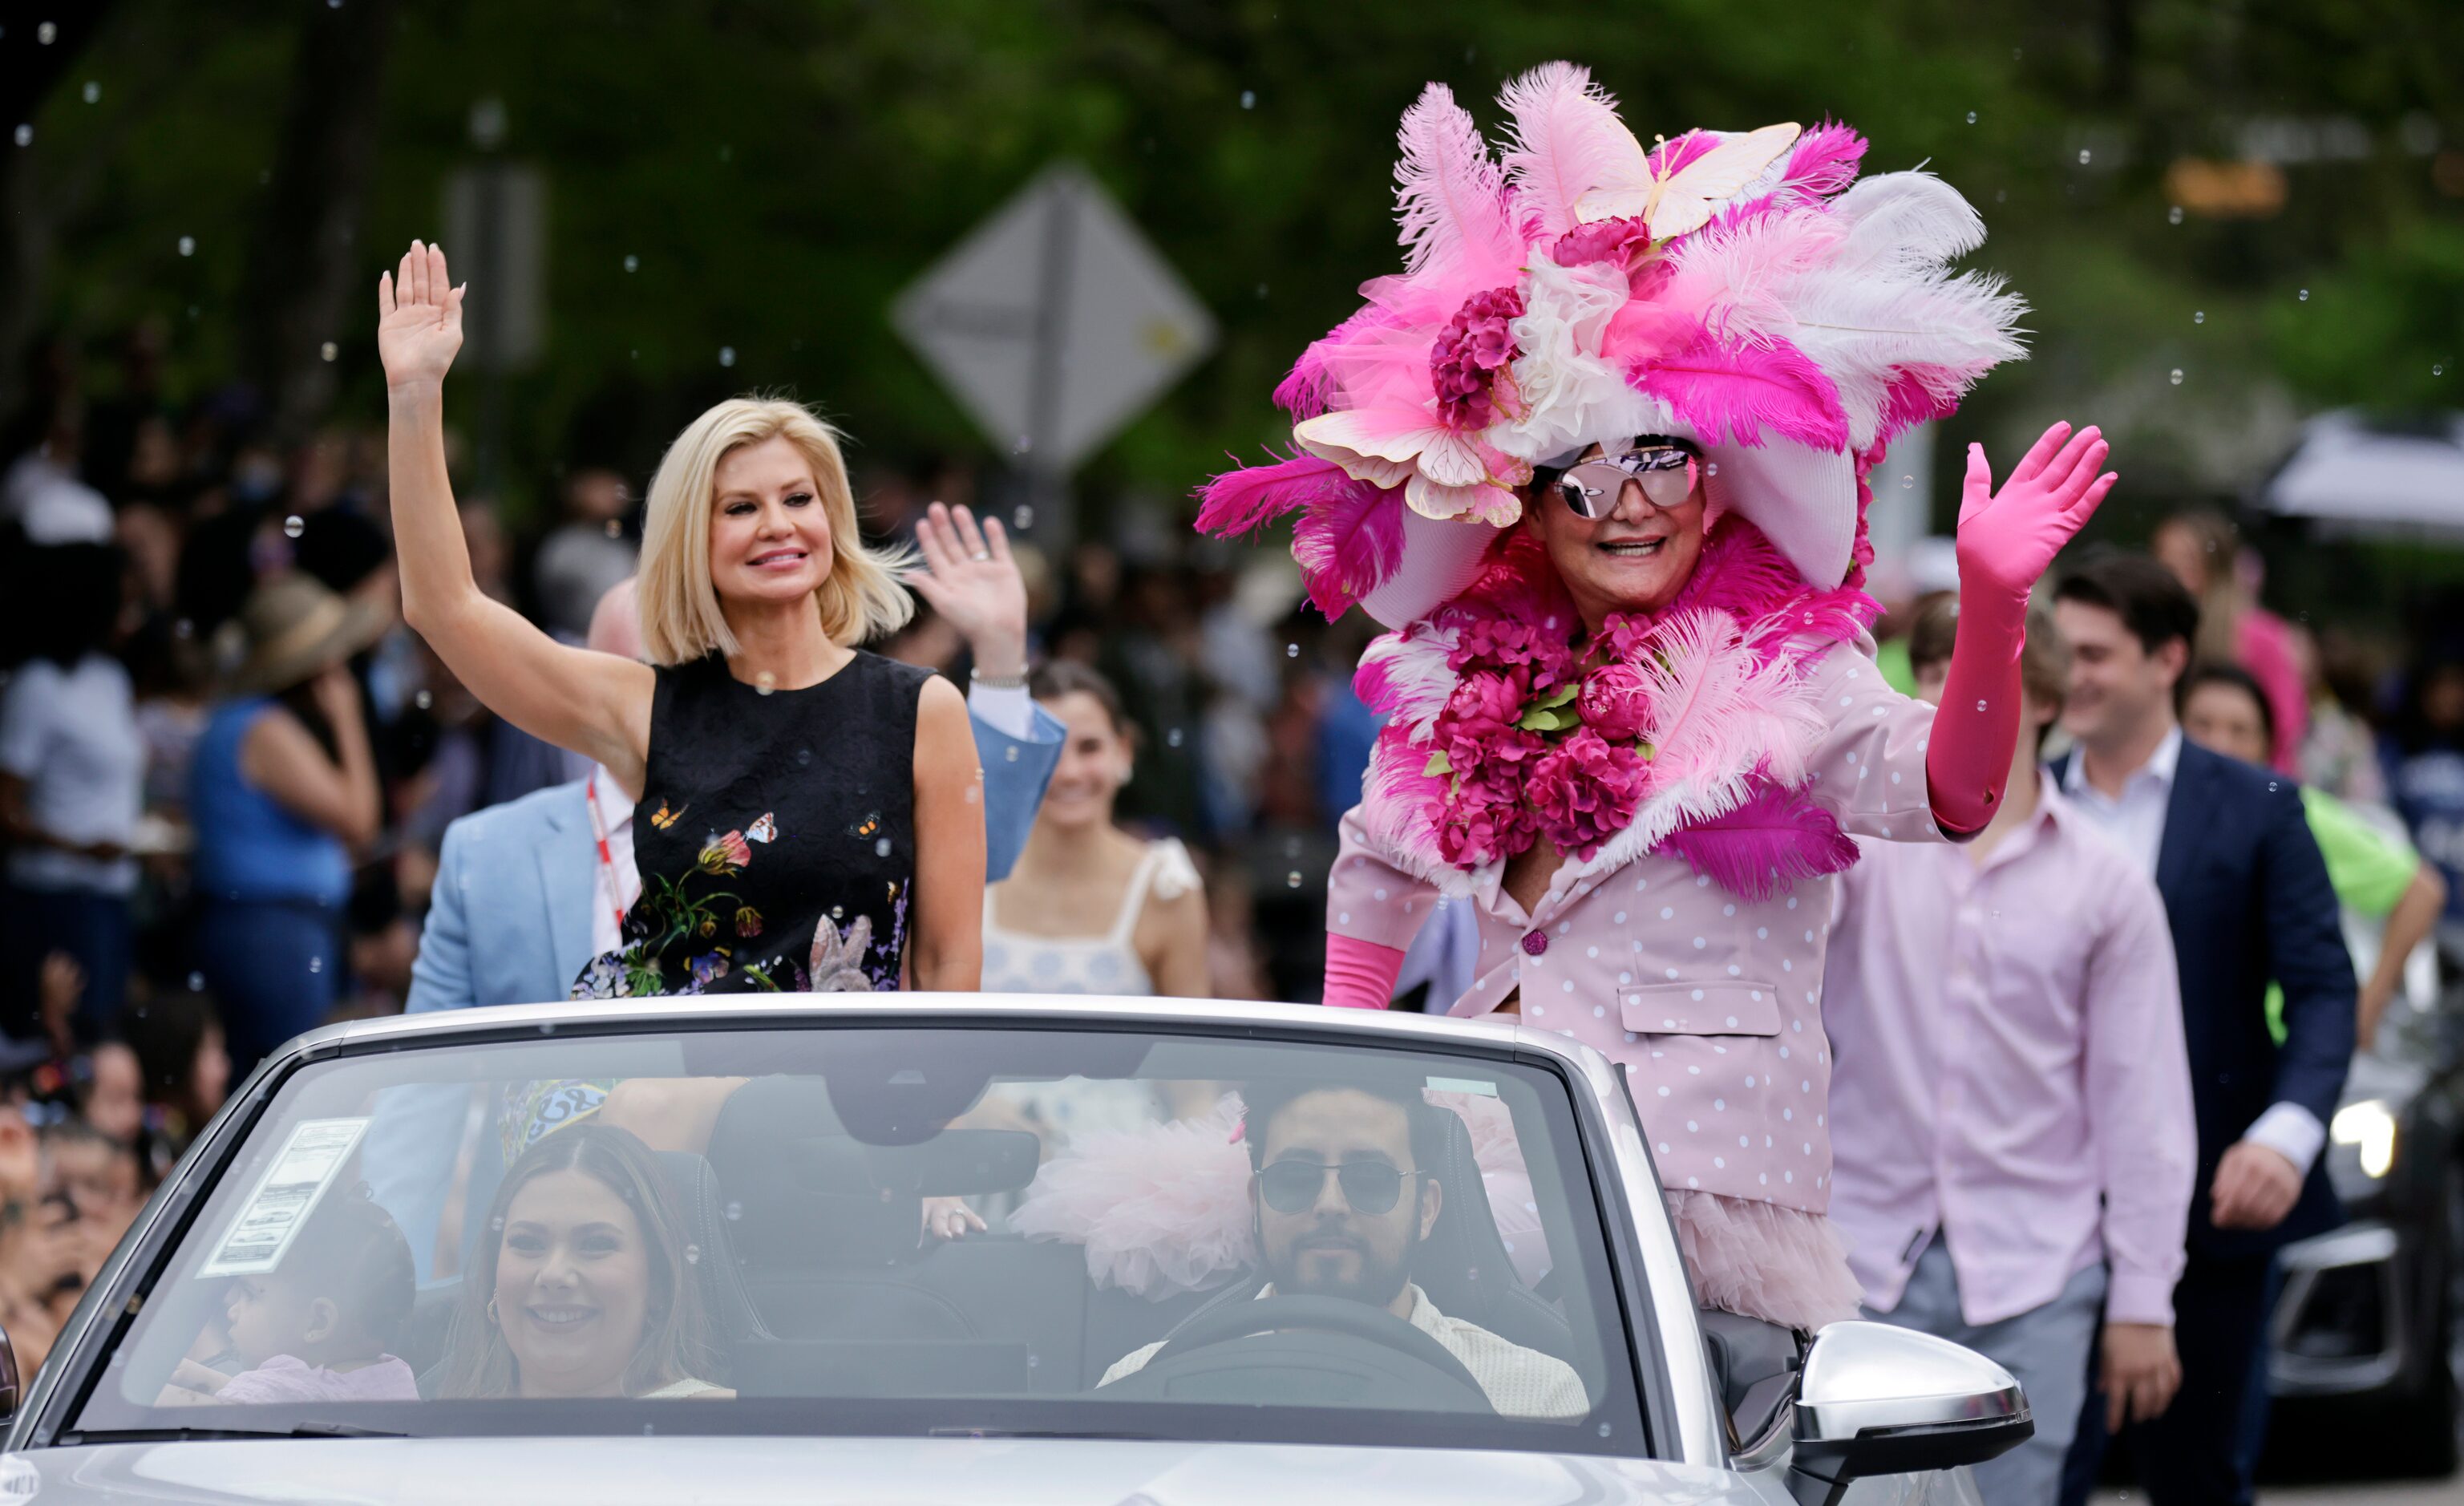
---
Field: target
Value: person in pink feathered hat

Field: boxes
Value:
[1197,63,2116,1332]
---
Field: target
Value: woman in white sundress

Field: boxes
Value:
[981,661,1208,999]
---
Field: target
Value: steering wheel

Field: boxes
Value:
[1117,1294,1494,1412]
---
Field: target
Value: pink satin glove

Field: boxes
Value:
[1954,422,2117,607]
[1926,422,2117,836]
[1323,934,1406,1010]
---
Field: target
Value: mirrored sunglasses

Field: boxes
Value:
[1551,446,1700,519]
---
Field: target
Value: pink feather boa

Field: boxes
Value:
[1355,519,1879,901]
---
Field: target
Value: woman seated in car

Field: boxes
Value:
[435,1123,730,1400]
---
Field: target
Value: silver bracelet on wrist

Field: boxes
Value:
[970,666,1029,690]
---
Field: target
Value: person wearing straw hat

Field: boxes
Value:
[187,572,387,1067]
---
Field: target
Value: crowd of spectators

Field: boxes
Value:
[6,324,2464,1374]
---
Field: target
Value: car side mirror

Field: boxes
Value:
[1786,1321,2030,1506]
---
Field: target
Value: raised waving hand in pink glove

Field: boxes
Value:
[1955,421,2118,603]
[1924,421,2118,835]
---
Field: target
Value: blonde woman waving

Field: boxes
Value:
[379,241,981,996]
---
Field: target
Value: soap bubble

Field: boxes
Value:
[1165,727,1184,748]
[623,254,638,273]
[177,236,195,257]
[1285,642,1300,659]
[2167,205,2185,225]
[1240,90,1256,110]
[718,346,736,367]
[320,341,338,361]
[2192,311,2204,325]
[81,82,99,104]
[415,690,433,710]
[875,836,892,858]
[755,670,776,696]
[1965,111,1976,124]
[11,126,29,148]
[1286,871,1303,889]
[2297,289,2309,302]
[2077,148,2090,165]
[283,514,305,538]
[2169,368,2183,386]
[38,22,56,43]
[1012,504,1034,530]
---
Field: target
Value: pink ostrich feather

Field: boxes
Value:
[1771,122,1867,204]
[1631,332,1850,451]
[1394,83,1526,289]
[1641,609,1829,793]
[1498,61,1631,240]
[1292,475,1408,617]
[1194,451,1353,538]
[1653,783,1859,901]
[1008,1095,1257,1301]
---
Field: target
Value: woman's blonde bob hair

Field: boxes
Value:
[636,398,913,665]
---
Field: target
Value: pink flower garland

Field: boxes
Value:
[1426,611,1650,867]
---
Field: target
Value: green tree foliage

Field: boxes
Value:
[15,0,2462,520]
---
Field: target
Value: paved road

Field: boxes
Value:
[2104,1481,2464,1505]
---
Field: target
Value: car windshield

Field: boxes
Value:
[64,1021,1648,1454]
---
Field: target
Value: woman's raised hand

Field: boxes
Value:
[1954,421,2118,602]
[377,240,467,392]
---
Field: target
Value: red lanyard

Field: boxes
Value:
[584,773,633,941]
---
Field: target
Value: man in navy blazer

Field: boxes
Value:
[2049,553,2354,1506]
[367,506,1062,1279]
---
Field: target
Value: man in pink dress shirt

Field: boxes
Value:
[1826,599,2196,1506]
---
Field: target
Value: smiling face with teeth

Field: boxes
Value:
[1523,439,1709,636]
[706,434,837,613]
[491,1168,658,1398]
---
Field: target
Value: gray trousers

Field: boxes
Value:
[1867,1238,2107,1506]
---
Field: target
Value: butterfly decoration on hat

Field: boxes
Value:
[1196,63,2027,626]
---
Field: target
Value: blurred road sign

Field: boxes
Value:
[894,164,1216,474]
[444,164,547,370]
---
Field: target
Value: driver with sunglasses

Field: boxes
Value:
[1098,1078,1586,1419]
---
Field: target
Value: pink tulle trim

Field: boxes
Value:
[1008,1095,1256,1301]
[1665,1189,1863,1333]
[1006,1091,1560,1299]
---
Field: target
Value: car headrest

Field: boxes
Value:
[705,1076,1038,1270]
[1414,1103,1574,1358]
[653,1149,770,1352]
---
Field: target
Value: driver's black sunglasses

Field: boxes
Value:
[1257,1159,1429,1216]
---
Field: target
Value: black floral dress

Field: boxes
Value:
[571,650,929,998]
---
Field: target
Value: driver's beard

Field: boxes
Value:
[1262,1217,1420,1311]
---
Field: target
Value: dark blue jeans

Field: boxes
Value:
[192,898,342,1069]
[1,881,132,1042]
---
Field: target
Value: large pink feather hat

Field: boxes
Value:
[1196,63,2027,626]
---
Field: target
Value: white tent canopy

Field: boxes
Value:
[2259,409,2464,538]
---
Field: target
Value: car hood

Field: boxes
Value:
[0,1437,1766,1505]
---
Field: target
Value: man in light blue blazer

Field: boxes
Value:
[369,505,1059,1278]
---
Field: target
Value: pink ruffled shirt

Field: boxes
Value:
[1330,636,1940,1216]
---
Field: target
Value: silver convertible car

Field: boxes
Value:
[0,997,2028,1504]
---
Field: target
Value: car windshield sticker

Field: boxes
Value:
[197,1117,369,1277]
[1423,1076,1498,1096]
